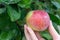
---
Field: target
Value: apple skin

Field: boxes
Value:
[26,10,50,31]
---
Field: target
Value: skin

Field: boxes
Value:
[24,21,60,40]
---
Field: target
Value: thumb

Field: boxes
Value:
[48,21,59,39]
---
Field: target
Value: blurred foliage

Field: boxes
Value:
[0,0,60,40]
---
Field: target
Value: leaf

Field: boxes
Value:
[22,36,26,40]
[57,25,60,34]
[0,13,10,29]
[0,8,6,14]
[53,22,60,33]
[18,0,32,8]
[49,13,60,25]
[0,30,17,40]
[40,31,52,40]
[7,6,21,22]
[0,13,19,31]
[14,32,22,40]
[0,0,21,4]
[51,1,60,9]
[56,9,60,18]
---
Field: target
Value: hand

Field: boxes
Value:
[24,21,60,40]
[48,21,60,40]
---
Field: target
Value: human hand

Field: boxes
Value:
[48,21,60,40]
[24,25,44,40]
[24,21,60,40]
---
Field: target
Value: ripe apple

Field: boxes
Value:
[26,10,50,31]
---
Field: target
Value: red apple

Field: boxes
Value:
[26,10,50,31]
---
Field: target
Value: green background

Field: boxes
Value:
[0,0,60,40]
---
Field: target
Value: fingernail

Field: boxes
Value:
[24,24,27,30]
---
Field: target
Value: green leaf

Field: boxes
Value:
[0,13,19,31]
[40,31,52,40]
[22,36,26,40]
[53,22,59,33]
[0,8,6,14]
[18,0,32,8]
[57,25,60,34]
[0,0,21,4]
[7,6,21,22]
[56,9,60,18]
[14,32,21,40]
[51,1,60,9]
[49,13,60,25]
[0,13,10,29]
[0,30,17,40]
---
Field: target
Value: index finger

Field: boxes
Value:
[48,21,59,39]
[24,25,31,40]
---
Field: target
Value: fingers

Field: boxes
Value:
[24,25,31,40]
[24,24,45,40]
[48,21,59,39]
[26,25,38,40]
[24,24,38,40]
[34,31,45,40]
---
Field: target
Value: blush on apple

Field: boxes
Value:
[26,10,50,31]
